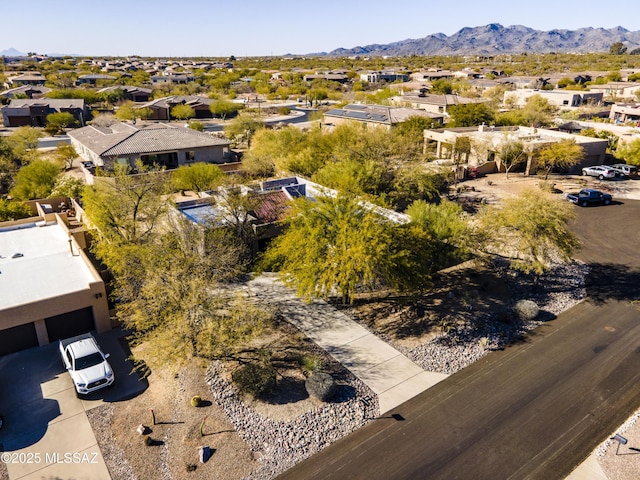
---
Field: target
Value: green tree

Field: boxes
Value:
[10,160,61,200]
[536,139,584,179]
[6,126,42,163]
[609,42,628,55]
[209,99,243,120]
[521,94,556,127]
[54,143,78,170]
[224,113,265,147]
[430,79,453,94]
[45,112,78,135]
[82,166,170,244]
[171,103,195,121]
[448,103,495,127]
[480,188,579,275]
[614,138,640,166]
[393,116,438,147]
[115,101,151,123]
[405,198,475,271]
[97,213,268,370]
[172,163,224,195]
[497,138,528,178]
[0,198,33,221]
[260,195,406,303]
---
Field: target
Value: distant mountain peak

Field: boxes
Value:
[316,24,640,57]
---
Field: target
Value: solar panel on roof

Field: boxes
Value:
[345,104,367,110]
[346,111,370,120]
[325,109,344,115]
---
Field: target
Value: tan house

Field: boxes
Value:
[424,125,608,176]
[504,89,603,109]
[0,206,110,355]
[324,103,444,130]
[69,122,231,172]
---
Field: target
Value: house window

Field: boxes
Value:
[186,150,195,162]
[563,100,569,105]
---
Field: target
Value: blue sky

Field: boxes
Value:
[3,0,640,57]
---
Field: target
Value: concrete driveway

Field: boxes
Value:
[0,328,147,480]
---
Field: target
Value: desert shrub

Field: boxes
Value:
[299,354,323,376]
[278,106,291,115]
[185,463,197,472]
[538,181,556,193]
[191,395,202,407]
[305,372,336,402]
[514,299,540,321]
[232,361,276,398]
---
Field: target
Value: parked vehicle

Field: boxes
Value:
[59,333,114,395]
[566,189,612,207]
[581,165,616,180]
[610,164,638,178]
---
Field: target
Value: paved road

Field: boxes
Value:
[279,200,640,480]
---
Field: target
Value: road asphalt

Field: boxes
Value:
[277,200,640,479]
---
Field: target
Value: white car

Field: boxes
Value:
[59,333,114,395]
[581,165,616,180]
[610,164,638,178]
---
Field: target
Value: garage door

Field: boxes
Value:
[0,322,39,356]
[45,307,95,342]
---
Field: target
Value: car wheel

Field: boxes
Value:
[605,199,611,205]
[598,174,604,180]
[581,201,588,207]
[582,170,587,176]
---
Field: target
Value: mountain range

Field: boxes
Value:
[318,24,640,57]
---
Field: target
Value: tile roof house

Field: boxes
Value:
[68,122,231,173]
[1,98,88,127]
[324,104,444,130]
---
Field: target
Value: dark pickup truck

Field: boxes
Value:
[566,189,612,207]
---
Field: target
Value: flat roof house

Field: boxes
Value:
[504,89,603,109]
[1,98,88,127]
[0,212,110,355]
[68,122,231,173]
[424,125,608,176]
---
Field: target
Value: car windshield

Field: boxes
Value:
[75,352,104,370]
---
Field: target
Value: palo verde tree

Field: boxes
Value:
[447,103,495,127]
[170,103,195,121]
[82,164,171,244]
[480,188,579,276]
[259,194,407,304]
[106,215,269,369]
[10,160,61,200]
[615,138,640,166]
[45,112,77,135]
[536,139,584,179]
[54,143,78,170]
[171,162,224,195]
[6,126,42,164]
[497,137,528,178]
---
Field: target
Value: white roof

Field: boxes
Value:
[0,222,96,311]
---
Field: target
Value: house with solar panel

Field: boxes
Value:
[68,122,232,177]
[323,104,444,130]
[175,176,410,251]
